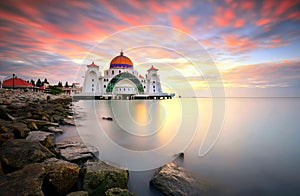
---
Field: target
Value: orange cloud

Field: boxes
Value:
[213,6,245,28]
[170,15,191,33]
[256,18,272,26]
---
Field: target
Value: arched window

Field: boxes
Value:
[92,79,94,82]
[112,70,114,75]
[153,86,155,88]
[104,85,106,88]
[119,70,121,73]
[144,86,146,89]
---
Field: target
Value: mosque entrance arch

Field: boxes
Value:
[106,72,144,93]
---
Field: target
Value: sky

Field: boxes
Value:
[0,0,300,97]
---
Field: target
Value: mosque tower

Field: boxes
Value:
[82,62,103,94]
[146,65,162,95]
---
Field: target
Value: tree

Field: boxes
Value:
[57,81,62,87]
[43,78,49,84]
[36,79,42,87]
[30,79,35,86]
[47,85,63,95]
[64,81,69,88]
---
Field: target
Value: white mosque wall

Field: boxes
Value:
[82,67,102,94]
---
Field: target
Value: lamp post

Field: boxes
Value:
[12,74,15,89]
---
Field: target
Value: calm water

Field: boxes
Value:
[61,98,300,195]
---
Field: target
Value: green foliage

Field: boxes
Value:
[47,85,63,95]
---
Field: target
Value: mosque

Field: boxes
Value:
[76,51,174,100]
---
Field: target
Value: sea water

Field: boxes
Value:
[58,98,300,195]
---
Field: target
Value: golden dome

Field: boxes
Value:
[110,51,133,69]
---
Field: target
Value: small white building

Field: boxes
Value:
[80,51,172,99]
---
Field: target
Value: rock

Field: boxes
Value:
[150,163,215,196]
[83,160,128,196]
[102,117,113,121]
[26,119,59,129]
[5,122,30,139]
[67,191,89,196]
[61,118,76,126]
[56,141,98,164]
[0,161,3,176]
[27,121,38,130]
[0,139,55,173]
[26,131,56,149]
[0,108,15,121]
[50,114,62,123]
[0,163,46,196]
[42,126,64,134]
[0,132,14,142]
[42,158,80,195]
[105,188,134,196]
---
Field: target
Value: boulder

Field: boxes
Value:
[42,158,80,195]
[0,139,55,173]
[67,191,89,196]
[56,141,98,164]
[0,163,46,196]
[27,121,38,130]
[150,163,215,196]
[61,118,76,126]
[0,108,14,121]
[105,188,134,196]
[7,122,30,139]
[26,119,59,129]
[82,160,128,196]
[26,131,56,149]
[42,126,64,134]
[0,161,3,176]
[0,132,14,142]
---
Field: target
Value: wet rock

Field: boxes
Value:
[51,114,63,123]
[42,158,80,195]
[26,131,56,149]
[27,120,38,130]
[26,119,59,129]
[9,122,30,139]
[61,118,76,126]
[150,163,215,196]
[0,132,14,142]
[0,108,15,121]
[0,163,46,196]
[0,161,3,176]
[67,191,89,196]
[56,141,98,164]
[0,139,55,173]
[105,188,134,196]
[42,126,64,134]
[82,160,128,196]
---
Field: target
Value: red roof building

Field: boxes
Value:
[2,77,34,88]
[148,65,158,71]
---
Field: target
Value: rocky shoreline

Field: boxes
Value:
[0,89,132,196]
[0,89,219,196]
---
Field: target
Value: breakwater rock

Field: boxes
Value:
[151,163,218,196]
[0,90,132,195]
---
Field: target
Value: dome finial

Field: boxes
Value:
[120,49,123,56]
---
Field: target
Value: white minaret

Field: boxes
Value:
[82,62,103,94]
[146,65,162,95]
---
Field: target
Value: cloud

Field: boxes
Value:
[222,59,300,88]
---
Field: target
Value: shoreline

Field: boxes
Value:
[0,89,132,195]
[0,89,218,195]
